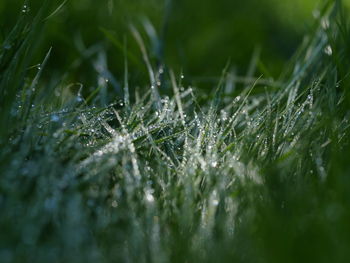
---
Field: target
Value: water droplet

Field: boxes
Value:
[220,110,228,121]
[210,190,219,206]
[22,5,29,13]
[181,74,184,79]
[145,189,154,203]
[76,96,83,103]
[234,96,241,103]
[111,200,118,208]
[324,45,332,56]
[161,97,169,104]
[321,18,330,30]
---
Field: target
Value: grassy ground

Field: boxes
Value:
[1,0,350,262]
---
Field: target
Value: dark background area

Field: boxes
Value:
[0,0,332,91]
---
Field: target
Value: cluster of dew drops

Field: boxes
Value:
[22,4,30,13]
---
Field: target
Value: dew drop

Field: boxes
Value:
[220,110,228,121]
[212,199,219,206]
[22,5,29,13]
[111,200,118,208]
[324,45,332,56]
[145,189,155,203]
[51,114,60,122]
[321,18,330,30]
[76,96,83,103]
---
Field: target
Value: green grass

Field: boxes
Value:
[1,0,350,262]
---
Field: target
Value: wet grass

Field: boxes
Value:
[1,1,350,262]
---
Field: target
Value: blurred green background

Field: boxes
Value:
[1,0,348,89]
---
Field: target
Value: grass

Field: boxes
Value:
[1,0,350,262]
